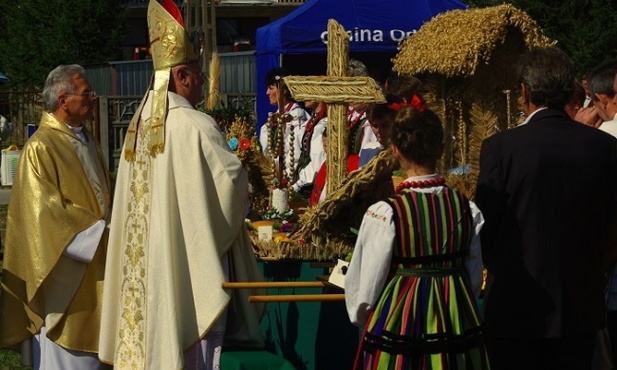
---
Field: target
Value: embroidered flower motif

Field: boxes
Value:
[239,137,251,151]
[228,137,239,151]
[365,209,387,222]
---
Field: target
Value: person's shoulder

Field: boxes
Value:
[22,125,58,150]
[591,125,617,149]
[171,105,220,132]
[481,125,521,147]
[572,117,617,143]
[167,108,233,153]
[364,200,393,223]
[290,102,305,112]
[290,103,308,120]
[361,141,381,150]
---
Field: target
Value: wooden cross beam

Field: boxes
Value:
[283,19,386,194]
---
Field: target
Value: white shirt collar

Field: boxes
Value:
[519,107,548,126]
[66,124,87,143]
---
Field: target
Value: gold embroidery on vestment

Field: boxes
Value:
[116,118,150,368]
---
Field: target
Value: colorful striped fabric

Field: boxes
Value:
[356,187,490,370]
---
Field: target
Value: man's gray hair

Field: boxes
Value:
[516,47,575,110]
[42,64,86,112]
[587,60,617,100]
[348,59,368,77]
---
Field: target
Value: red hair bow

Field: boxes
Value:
[387,94,425,113]
[410,94,425,112]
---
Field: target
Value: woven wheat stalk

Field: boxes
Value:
[289,149,399,259]
[226,116,274,215]
[281,19,385,197]
[326,19,348,196]
[393,4,554,78]
[284,76,385,103]
[206,51,220,110]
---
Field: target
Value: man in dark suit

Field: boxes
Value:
[476,47,617,370]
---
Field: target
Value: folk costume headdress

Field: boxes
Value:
[124,0,200,160]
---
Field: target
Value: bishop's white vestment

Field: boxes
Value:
[99,92,264,370]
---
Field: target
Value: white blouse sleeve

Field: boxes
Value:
[345,201,395,327]
[465,200,485,299]
[288,106,308,172]
[292,118,328,191]
[309,118,327,171]
[259,123,269,155]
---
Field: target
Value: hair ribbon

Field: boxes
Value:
[388,94,425,113]
[410,94,425,112]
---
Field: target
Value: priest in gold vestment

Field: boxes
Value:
[0,65,112,369]
[98,1,265,369]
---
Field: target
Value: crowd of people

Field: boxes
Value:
[0,0,616,368]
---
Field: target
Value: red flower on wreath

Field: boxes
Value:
[239,137,251,151]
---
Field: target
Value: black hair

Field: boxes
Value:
[265,67,289,86]
[391,106,443,168]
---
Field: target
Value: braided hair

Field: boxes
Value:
[390,105,443,169]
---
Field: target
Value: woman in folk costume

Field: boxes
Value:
[98,1,264,369]
[345,100,489,369]
[347,59,378,162]
[292,100,327,195]
[309,126,360,207]
[259,67,309,177]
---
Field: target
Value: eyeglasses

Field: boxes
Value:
[66,90,97,99]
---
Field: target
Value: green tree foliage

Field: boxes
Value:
[0,0,127,89]
[465,0,617,76]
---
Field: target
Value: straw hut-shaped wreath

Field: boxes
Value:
[393,4,553,199]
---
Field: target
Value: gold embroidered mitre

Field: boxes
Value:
[124,0,199,160]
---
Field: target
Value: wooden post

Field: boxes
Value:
[98,96,110,170]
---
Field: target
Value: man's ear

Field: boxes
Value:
[520,83,530,106]
[594,93,610,110]
[58,94,68,110]
[171,66,189,86]
[599,92,610,101]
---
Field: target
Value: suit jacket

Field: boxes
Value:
[476,108,617,339]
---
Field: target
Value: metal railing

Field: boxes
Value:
[97,96,144,172]
[99,93,256,172]
[0,91,45,147]
[0,91,258,173]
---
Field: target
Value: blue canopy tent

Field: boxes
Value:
[0,71,9,83]
[255,0,467,127]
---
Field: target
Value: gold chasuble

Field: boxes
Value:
[0,112,111,352]
[99,92,265,370]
